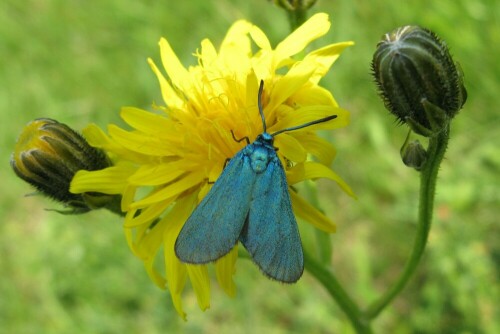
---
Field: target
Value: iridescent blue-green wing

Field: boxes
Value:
[175,150,255,264]
[240,154,304,283]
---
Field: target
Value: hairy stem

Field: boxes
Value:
[366,124,450,318]
[304,250,373,334]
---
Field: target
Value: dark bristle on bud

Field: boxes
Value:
[11,118,113,213]
[372,26,467,135]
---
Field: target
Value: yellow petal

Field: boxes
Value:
[244,73,260,125]
[291,191,336,233]
[171,290,187,321]
[82,124,149,163]
[249,24,271,50]
[292,84,338,107]
[70,164,136,194]
[187,265,211,311]
[305,42,355,84]
[274,133,307,163]
[220,42,252,76]
[275,13,330,65]
[121,184,137,211]
[162,193,200,319]
[148,256,185,320]
[120,107,175,137]
[293,132,337,166]
[148,58,184,109]
[134,215,168,259]
[129,219,170,287]
[200,38,217,66]
[81,123,111,148]
[128,161,186,186]
[143,249,167,289]
[164,232,188,318]
[108,124,175,156]
[266,62,316,113]
[131,171,205,208]
[287,162,355,198]
[124,226,140,257]
[251,49,274,80]
[215,245,238,297]
[159,38,190,93]
[124,200,172,228]
[220,20,253,55]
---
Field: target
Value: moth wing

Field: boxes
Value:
[240,155,304,283]
[175,149,255,263]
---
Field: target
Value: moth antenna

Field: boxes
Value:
[257,79,336,137]
[258,80,266,134]
[271,115,337,137]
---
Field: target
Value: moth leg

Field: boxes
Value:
[208,159,230,184]
[230,129,250,145]
[208,155,237,185]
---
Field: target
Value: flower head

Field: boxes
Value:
[70,13,353,318]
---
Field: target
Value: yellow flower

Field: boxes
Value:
[70,12,354,319]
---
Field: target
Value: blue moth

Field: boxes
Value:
[175,80,336,283]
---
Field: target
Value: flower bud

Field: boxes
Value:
[401,139,427,171]
[372,25,467,136]
[11,118,113,213]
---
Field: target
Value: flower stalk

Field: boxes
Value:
[304,250,373,334]
[304,180,332,265]
[366,124,450,318]
[272,0,318,29]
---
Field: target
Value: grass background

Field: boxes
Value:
[1,0,498,333]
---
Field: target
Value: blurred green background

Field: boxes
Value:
[1,0,498,333]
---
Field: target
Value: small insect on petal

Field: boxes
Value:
[175,80,336,283]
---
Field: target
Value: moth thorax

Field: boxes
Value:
[249,146,272,173]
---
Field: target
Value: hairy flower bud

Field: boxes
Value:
[401,139,427,171]
[372,25,467,136]
[11,118,114,213]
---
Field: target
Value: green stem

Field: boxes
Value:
[365,124,450,318]
[286,7,308,31]
[314,229,333,265]
[275,0,313,31]
[304,180,332,264]
[304,250,373,334]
